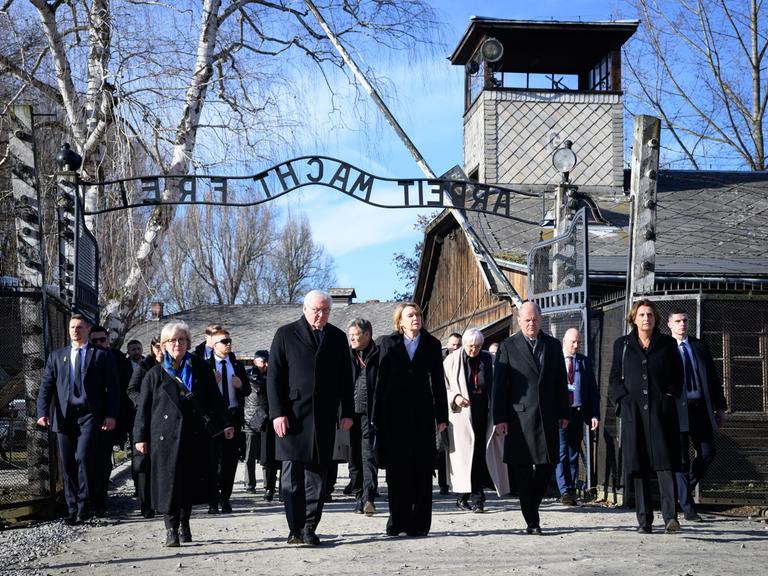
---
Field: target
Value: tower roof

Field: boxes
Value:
[449,18,639,73]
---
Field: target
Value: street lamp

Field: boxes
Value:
[552,140,577,184]
[54,143,82,172]
[552,140,579,232]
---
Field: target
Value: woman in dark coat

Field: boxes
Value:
[609,299,683,534]
[134,321,234,547]
[373,302,448,537]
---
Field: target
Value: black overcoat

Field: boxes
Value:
[609,329,683,473]
[372,329,449,468]
[492,330,569,467]
[133,355,230,513]
[267,317,354,465]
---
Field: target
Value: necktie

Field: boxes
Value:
[681,344,696,392]
[313,329,323,347]
[220,359,231,408]
[567,356,575,406]
[73,347,82,397]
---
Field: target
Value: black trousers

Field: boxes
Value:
[244,431,261,488]
[349,412,378,503]
[216,429,242,503]
[385,452,434,535]
[281,460,327,534]
[57,409,98,516]
[94,429,116,511]
[164,503,192,530]
[512,464,554,528]
[634,469,677,527]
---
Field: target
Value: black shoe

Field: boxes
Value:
[180,521,192,543]
[684,511,703,522]
[526,525,542,535]
[165,528,180,547]
[385,528,400,537]
[208,503,219,514]
[64,514,79,526]
[323,493,333,503]
[439,486,450,496]
[220,500,233,513]
[353,500,364,514]
[560,492,577,506]
[456,497,472,511]
[342,483,355,495]
[637,525,652,534]
[142,510,156,519]
[286,531,303,544]
[664,519,681,533]
[471,502,485,513]
[303,529,320,546]
[245,486,257,494]
[94,506,106,518]
[406,530,428,537]
[263,489,274,502]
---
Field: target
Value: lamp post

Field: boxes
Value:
[552,140,578,234]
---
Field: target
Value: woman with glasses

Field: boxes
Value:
[134,321,234,547]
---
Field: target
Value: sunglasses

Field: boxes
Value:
[91,337,108,343]
[215,338,232,345]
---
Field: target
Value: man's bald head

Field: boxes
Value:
[563,328,581,356]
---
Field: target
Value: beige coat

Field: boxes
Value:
[444,348,509,495]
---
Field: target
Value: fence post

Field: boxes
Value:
[9,104,52,500]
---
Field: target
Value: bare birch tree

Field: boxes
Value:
[625,0,768,170]
[0,0,442,342]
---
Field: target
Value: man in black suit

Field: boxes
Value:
[207,328,251,513]
[194,323,223,361]
[36,314,119,524]
[668,310,728,522]
[556,328,600,505]
[493,301,569,534]
[267,290,354,546]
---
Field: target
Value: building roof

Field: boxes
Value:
[124,300,397,360]
[462,170,768,277]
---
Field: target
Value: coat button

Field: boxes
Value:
[642,404,648,410]
[643,389,648,395]
[163,414,168,419]
[641,359,647,365]
[641,374,647,380]
[159,435,164,440]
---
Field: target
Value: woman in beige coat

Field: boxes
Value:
[444,329,509,512]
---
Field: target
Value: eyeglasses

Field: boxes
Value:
[90,337,108,343]
[166,338,188,345]
[308,307,330,314]
[215,338,232,345]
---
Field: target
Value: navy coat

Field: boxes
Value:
[572,352,600,423]
[37,345,120,431]
[674,336,727,433]
[267,317,354,465]
[493,330,570,467]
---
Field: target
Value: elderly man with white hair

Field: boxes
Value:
[444,328,509,513]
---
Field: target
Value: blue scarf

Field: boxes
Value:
[162,351,194,394]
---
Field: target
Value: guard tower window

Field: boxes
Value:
[589,54,612,91]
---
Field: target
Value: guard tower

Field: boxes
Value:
[450,18,639,191]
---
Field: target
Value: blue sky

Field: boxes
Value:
[269,0,625,302]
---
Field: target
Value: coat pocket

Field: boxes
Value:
[289,389,300,400]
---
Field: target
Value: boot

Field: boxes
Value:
[165,528,180,547]
[180,520,192,543]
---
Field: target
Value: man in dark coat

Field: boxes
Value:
[493,301,569,534]
[36,314,119,524]
[668,310,728,522]
[556,328,600,505]
[267,290,354,546]
[207,329,251,513]
[346,318,380,516]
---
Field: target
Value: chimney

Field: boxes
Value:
[150,301,164,320]
[328,288,356,306]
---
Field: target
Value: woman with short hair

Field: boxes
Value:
[134,321,234,547]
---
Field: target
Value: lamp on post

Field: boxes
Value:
[55,143,83,172]
[552,140,578,233]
